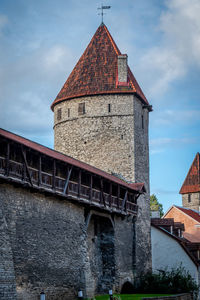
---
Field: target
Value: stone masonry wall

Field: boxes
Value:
[182,193,200,211]
[133,97,151,275]
[0,182,139,299]
[0,206,17,299]
[54,93,151,278]
[54,94,135,181]
[0,183,87,300]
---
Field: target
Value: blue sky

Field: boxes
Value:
[0,0,200,212]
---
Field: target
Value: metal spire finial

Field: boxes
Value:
[98,4,111,24]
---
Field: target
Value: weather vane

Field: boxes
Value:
[98,4,111,23]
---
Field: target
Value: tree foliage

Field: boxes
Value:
[137,266,198,294]
[150,194,164,217]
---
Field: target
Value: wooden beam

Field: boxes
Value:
[121,190,128,212]
[63,166,72,195]
[135,193,141,202]
[100,178,106,207]
[21,147,33,186]
[5,142,10,176]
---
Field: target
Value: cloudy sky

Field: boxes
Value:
[0,0,200,212]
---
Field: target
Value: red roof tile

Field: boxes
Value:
[175,206,200,223]
[51,23,150,111]
[179,153,200,194]
[0,128,145,193]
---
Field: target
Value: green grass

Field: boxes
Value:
[86,294,171,300]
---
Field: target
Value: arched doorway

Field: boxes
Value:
[121,281,134,294]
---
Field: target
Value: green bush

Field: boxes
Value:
[137,266,198,294]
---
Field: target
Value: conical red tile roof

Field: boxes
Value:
[180,152,200,194]
[51,23,150,110]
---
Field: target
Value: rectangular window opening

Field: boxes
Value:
[108,103,111,113]
[78,103,85,115]
[68,108,70,118]
[188,193,191,203]
[57,108,62,121]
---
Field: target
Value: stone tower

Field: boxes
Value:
[51,23,152,275]
[180,152,200,211]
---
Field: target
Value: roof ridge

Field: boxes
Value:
[174,206,200,223]
[104,24,120,55]
[103,25,139,95]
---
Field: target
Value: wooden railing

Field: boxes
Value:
[0,156,138,215]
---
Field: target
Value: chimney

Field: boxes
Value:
[117,54,128,84]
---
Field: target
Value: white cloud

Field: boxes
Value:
[0,43,75,137]
[43,45,74,71]
[138,0,200,97]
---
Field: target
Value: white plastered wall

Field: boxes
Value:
[151,226,199,285]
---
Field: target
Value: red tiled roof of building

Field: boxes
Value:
[174,206,200,224]
[180,152,200,194]
[0,128,145,193]
[51,23,150,111]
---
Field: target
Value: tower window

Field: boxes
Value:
[68,108,70,118]
[78,103,85,115]
[57,108,62,121]
[142,115,144,129]
[188,194,191,203]
[108,104,111,113]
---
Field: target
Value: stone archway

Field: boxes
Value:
[121,281,134,294]
[86,213,115,295]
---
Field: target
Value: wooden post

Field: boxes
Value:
[5,142,10,176]
[90,175,93,202]
[38,155,42,186]
[52,160,56,190]
[78,169,81,198]
[100,178,106,207]
[109,183,112,207]
[22,148,26,181]
[121,190,128,212]
[21,147,33,186]
[117,185,120,208]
